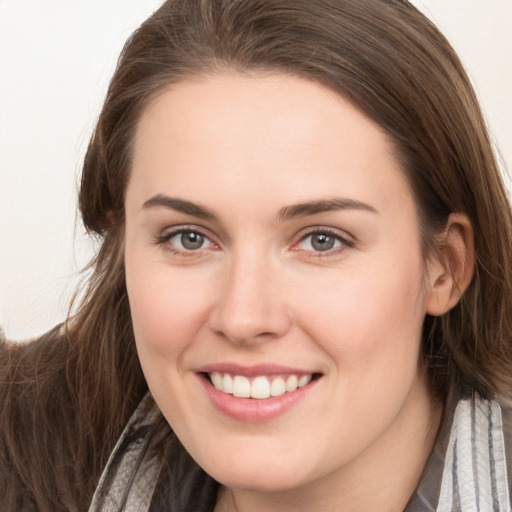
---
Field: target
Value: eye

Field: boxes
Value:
[301,232,340,252]
[294,229,353,254]
[157,228,216,254]
[171,230,210,251]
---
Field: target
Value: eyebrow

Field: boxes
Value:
[141,194,378,221]
[278,197,378,221]
[142,195,217,219]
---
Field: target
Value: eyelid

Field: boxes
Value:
[161,222,217,237]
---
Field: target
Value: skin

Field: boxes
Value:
[124,72,472,511]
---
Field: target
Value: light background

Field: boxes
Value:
[0,0,511,341]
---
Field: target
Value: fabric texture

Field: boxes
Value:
[406,387,511,511]
[88,395,163,511]
[88,387,512,512]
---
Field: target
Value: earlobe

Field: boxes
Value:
[426,213,474,317]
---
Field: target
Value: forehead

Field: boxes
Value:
[128,71,413,217]
[134,71,389,157]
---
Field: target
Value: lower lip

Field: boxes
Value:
[199,374,320,423]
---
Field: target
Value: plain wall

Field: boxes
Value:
[1,0,511,341]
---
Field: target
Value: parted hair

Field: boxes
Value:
[2,1,512,510]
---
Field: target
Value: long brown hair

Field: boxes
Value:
[2,1,512,509]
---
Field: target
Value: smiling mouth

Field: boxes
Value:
[206,372,321,399]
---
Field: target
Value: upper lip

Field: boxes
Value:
[196,362,319,377]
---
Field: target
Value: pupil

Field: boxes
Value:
[312,233,334,251]
[181,231,203,250]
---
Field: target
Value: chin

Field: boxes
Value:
[197,449,317,494]
[214,470,307,494]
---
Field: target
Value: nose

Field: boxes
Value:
[208,251,293,345]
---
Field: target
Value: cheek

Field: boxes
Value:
[295,256,427,379]
[125,262,217,414]
[125,257,213,360]
[293,258,428,446]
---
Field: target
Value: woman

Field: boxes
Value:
[2,0,512,510]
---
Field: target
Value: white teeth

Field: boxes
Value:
[285,375,299,392]
[222,373,233,394]
[233,375,251,398]
[211,372,223,390]
[209,372,314,399]
[251,376,271,399]
[298,375,312,387]
[270,377,286,397]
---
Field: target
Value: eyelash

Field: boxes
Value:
[154,226,354,258]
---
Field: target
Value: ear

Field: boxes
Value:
[425,213,474,316]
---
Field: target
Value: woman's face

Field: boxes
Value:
[124,72,441,502]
